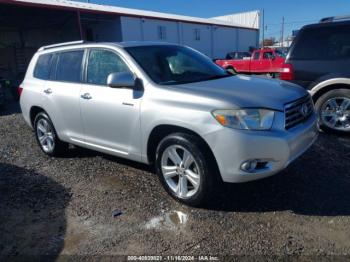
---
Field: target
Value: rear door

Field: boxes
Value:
[261,51,275,72]
[42,49,85,141]
[287,23,350,89]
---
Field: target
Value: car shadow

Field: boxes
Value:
[60,145,153,173]
[69,148,153,173]
[0,163,71,258]
[206,133,350,216]
[59,133,350,217]
[59,145,105,159]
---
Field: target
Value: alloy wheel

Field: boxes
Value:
[36,118,55,153]
[161,145,201,199]
[320,97,350,131]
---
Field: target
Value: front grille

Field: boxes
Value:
[285,95,314,130]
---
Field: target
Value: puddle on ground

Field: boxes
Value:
[144,210,188,230]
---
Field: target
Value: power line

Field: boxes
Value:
[265,19,318,27]
[264,31,282,36]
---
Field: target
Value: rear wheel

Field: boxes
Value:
[34,112,69,156]
[155,133,214,206]
[315,89,350,135]
[266,73,277,78]
[225,66,237,75]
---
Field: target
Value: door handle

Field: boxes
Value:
[44,88,52,94]
[81,93,92,100]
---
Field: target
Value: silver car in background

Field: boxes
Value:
[20,41,318,206]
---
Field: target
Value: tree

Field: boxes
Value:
[262,37,276,47]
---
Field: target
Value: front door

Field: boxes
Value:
[80,48,142,160]
[250,51,261,73]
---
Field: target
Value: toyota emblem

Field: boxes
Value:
[300,103,309,117]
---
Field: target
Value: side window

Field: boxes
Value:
[49,54,58,80]
[194,28,200,41]
[158,26,167,40]
[56,50,84,83]
[226,53,233,59]
[33,54,52,80]
[263,52,274,59]
[329,30,350,59]
[87,49,130,86]
[253,52,260,60]
[291,25,350,60]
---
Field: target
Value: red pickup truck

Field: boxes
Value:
[215,49,286,77]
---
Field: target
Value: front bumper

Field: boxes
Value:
[203,112,318,183]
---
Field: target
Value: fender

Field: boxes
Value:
[310,77,350,96]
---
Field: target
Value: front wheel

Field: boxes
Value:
[155,133,214,206]
[315,89,350,135]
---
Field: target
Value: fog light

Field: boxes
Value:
[241,160,258,172]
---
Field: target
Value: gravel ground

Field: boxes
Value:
[1,101,350,258]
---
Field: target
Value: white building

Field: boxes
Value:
[0,0,259,78]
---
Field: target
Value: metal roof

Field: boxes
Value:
[8,0,258,30]
[211,10,260,29]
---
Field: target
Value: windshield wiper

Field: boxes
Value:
[202,74,232,81]
[158,74,232,85]
[158,80,178,85]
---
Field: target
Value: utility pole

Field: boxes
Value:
[281,16,285,47]
[261,9,265,48]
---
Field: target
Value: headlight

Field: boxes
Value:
[212,109,275,130]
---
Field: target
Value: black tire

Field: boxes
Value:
[155,133,216,206]
[266,73,277,78]
[315,88,350,135]
[226,66,237,75]
[34,112,69,156]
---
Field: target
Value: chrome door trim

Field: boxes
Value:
[70,138,129,156]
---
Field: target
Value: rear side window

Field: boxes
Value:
[33,54,52,80]
[56,50,84,83]
[253,52,260,60]
[290,25,350,61]
[226,53,234,59]
[87,49,130,86]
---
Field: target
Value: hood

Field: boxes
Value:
[172,75,308,111]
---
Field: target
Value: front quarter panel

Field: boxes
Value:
[140,83,229,163]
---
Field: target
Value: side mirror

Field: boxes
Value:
[271,55,276,61]
[107,72,135,88]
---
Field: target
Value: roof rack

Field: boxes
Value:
[38,40,87,51]
[320,15,350,23]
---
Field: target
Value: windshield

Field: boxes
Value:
[125,45,230,85]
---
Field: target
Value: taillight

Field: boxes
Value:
[280,63,294,81]
[18,86,23,96]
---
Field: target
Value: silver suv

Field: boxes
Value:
[20,41,318,206]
